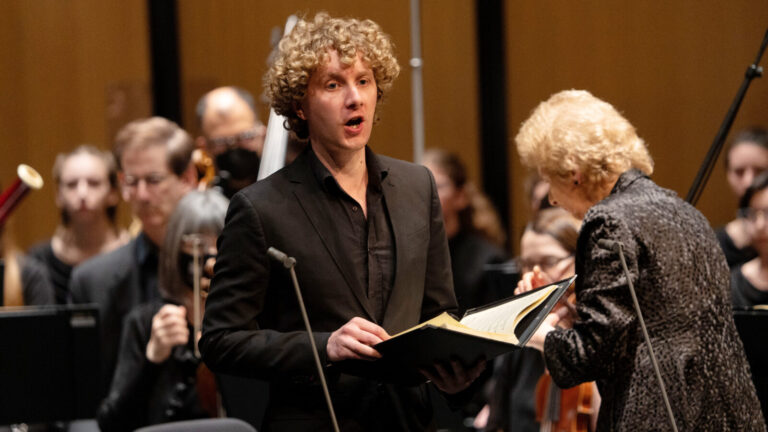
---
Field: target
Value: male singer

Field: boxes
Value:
[200,12,484,431]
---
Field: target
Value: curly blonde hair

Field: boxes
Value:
[264,12,401,139]
[515,90,653,188]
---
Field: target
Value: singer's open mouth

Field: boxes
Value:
[345,117,363,127]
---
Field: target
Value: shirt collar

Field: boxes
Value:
[135,231,159,266]
[609,169,648,196]
[307,145,389,194]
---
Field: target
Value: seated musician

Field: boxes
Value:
[731,171,768,308]
[478,207,599,431]
[97,190,228,432]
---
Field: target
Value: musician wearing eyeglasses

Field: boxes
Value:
[200,12,484,432]
[195,86,267,198]
[70,117,197,398]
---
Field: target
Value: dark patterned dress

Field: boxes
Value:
[544,170,765,431]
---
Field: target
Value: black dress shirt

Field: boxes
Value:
[135,232,160,304]
[308,146,394,322]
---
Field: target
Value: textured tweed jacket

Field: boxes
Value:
[544,170,765,431]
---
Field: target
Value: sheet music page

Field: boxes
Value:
[459,284,558,335]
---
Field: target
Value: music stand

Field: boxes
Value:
[733,308,768,420]
[483,261,521,303]
[0,304,100,425]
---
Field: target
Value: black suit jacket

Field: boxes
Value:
[70,235,158,397]
[200,148,457,431]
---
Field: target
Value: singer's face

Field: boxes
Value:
[299,50,377,157]
[120,145,190,245]
[727,142,768,198]
[57,153,118,224]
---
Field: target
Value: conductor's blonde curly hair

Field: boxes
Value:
[264,12,401,139]
[515,90,653,188]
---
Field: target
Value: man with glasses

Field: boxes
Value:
[71,117,196,398]
[196,86,266,198]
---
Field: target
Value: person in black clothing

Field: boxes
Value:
[70,117,197,398]
[479,207,599,432]
[98,189,229,431]
[731,171,768,308]
[200,13,484,431]
[195,86,266,198]
[1,225,54,306]
[28,145,127,304]
[422,149,508,316]
[716,127,768,268]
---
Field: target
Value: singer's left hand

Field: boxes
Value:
[420,357,486,394]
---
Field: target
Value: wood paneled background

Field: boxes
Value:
[1,0,766,256]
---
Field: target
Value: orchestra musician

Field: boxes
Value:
[97,190,228,432]
[480,207,599,432]
[517,90,764,431]
[200,12,484,431]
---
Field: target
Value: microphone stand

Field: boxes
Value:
[686,28,768,205]
[267,247,340,432]
[600,240,678,432]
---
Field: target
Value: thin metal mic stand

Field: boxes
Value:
[597,239,678,432]
[686,28,768,205]
[267,247,340,432]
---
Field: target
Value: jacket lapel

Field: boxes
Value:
[379,160,424,327]
[287,154,376,321]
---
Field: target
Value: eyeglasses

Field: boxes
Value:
[517,254,573,273]
[207,127,265,152]
[739,207,768,223]
[122,173,169,189]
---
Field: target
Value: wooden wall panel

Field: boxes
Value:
[176,0,480,178]
[504,1,768,253]
[0,0,151,249]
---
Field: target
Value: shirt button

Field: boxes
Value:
[352,206,358,212]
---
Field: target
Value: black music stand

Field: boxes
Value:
[733,308,768,420]
[0,304,100,425]
[483,260,521,303]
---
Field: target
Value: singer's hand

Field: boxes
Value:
[327,317,390,361]
[146,305,189,364]
[420,357,486,394]
[514,265,552,295]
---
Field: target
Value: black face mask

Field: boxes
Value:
[215,148,260,183]
[178,251,216,289]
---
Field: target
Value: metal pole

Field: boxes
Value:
[410,0,425,163]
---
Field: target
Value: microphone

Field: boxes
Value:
[267,247,296,268]
[267,247,340,432]
[597,238,679,432]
